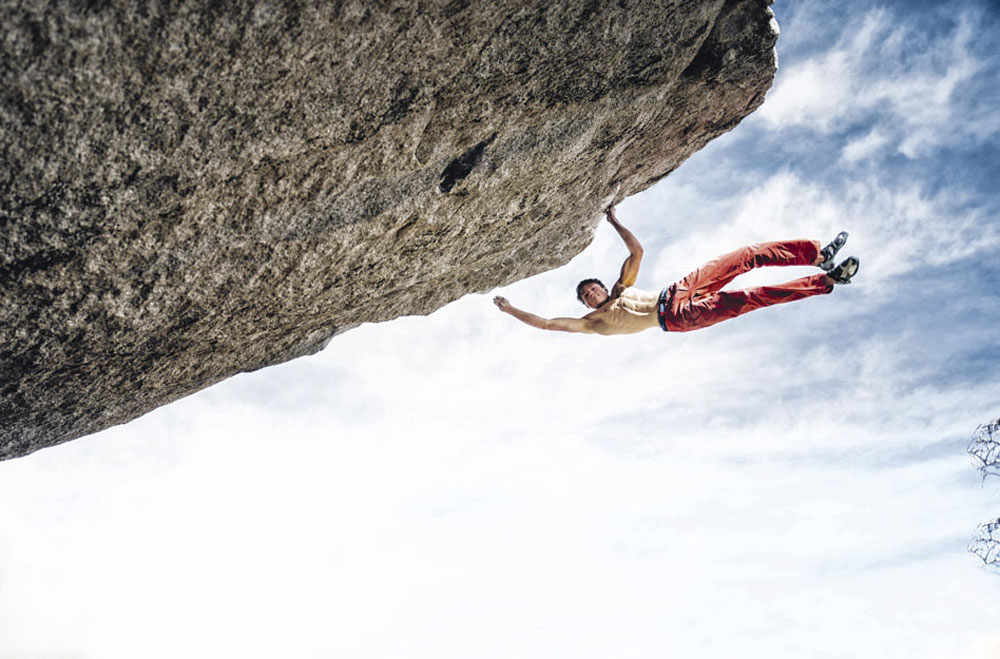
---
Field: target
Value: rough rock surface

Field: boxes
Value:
[0,0,778,460]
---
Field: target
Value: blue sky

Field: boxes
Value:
[2,1,999,658]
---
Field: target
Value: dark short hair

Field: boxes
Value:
[576,278,607,304]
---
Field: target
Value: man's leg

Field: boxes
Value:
[664,272,833,332]
[676,239,823,295]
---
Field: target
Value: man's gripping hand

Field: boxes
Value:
[493,296,511,313]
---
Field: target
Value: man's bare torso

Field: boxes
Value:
[585,286,660,335]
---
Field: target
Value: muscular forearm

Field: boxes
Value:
[606,209,642,255]
[504,304,550,330]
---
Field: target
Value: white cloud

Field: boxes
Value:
[841,127,891,162]
[760,9,890,132]
[760,7,998,158]
[969,636,1000,659]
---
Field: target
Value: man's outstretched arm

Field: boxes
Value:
[607,207,643,288]
[493,296,593,333]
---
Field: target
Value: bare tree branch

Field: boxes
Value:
[969,417,1000,570]
[969,517,1000,568]
[968,419,1000,479]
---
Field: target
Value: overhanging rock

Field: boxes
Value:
[1,0,779,459]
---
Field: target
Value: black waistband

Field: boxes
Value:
[657,285,675,332]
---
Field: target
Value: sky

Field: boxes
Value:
[2,1,1000,657]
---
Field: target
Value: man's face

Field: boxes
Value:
[580,282,609,309]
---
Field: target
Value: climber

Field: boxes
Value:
[493,207,858,335]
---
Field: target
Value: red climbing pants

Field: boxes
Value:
[658,239,833,332]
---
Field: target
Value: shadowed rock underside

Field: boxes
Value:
[1,0,778,459]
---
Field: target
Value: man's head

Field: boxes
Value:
[576,278,609,309]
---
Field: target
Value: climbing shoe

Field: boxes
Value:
[818,231,849,271]
[827,256,859,284]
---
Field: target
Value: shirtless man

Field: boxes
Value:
[493,207,858,335]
